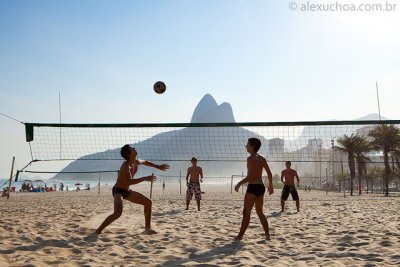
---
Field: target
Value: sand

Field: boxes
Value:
[1,186,399,266]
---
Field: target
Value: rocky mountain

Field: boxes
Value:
[190,94,235,123]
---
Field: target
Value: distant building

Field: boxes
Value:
[308,138,323,150]
[268,138,284,155]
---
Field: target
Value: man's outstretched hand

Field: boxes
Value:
[158,164,170,171]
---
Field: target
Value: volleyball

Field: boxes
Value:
[153,81,166,94]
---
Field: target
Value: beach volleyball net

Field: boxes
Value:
[17,120,400,198]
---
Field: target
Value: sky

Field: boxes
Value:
[0,0,399,178]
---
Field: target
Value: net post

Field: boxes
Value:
[230,175,233,194]
[331,139,335,192]
[319,144,322,191]
[371,175,374,194]
[342,161,345,198]
[98,172,101,195]
[179,171,182,195]
[325,168,328,195]
[7,157,16,200]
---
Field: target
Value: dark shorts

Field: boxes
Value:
[246,184,266,197]
[112,186,131,199]
[281,185,299,201]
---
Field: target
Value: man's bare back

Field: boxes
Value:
[247,154,268,184]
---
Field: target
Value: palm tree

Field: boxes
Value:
[336,134,358,196]
[369,124,400,196]
[354,137,372,195]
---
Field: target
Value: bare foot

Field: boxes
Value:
[143,228,157,235]
[266,235,271,241]
[95,229,101,235]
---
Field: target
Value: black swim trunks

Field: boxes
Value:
[281,185,299,201]
[246,184,266,197]
[112,186,131,199]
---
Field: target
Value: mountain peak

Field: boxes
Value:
[201,94,217,105]
[190,94,235,123]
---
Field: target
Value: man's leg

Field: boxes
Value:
[235,193,256,240]
[196,199,200,211]
[292,189,300,212]
[281,187,289,212]
[255,195,271,240]
[186,184,192,210]
[95,195,123,234]
[186,188,192,210]
[195,184,201,211]
[125,191,156,234]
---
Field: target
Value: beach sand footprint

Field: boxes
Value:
[83,211,159,234]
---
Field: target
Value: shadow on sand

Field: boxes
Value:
[157,241,244,267]
[269,211,282,218]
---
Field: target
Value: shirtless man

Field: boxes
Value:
[186,157,203,211]
[234,138,274,241]
[95,144,169,234]
[280,161,300,212]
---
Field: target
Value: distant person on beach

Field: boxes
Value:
[162,180,165,196]
[95,144,169,235]
[234,138,274,241]
[280,161,300,212]
[1,187,9,197]
[21,182,27,191]
[186,157,203,211]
